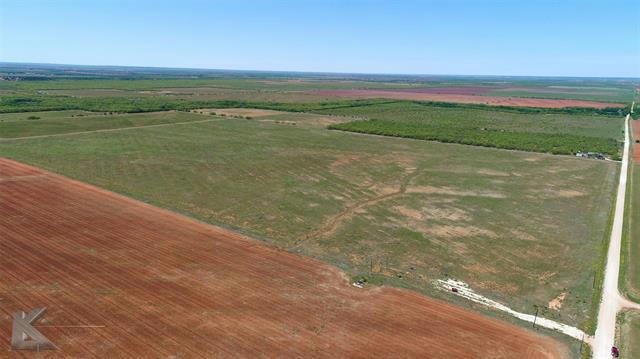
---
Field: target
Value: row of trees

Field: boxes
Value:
[329,119,620,156]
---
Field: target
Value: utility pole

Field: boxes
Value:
[532,306,539,329]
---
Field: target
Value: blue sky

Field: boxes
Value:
[1,0,639,77]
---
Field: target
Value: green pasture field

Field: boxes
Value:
[0,112,618,333]
[0,110,212,138]
[323,102,624,156]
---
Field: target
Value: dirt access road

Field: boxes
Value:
[592,114,640,358]
[0,158,568,358]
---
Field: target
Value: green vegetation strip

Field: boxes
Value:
[330,119,617,156]
[0,94,397,114]
[324,102,623,156]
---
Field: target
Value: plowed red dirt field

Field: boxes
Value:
[308,89,624,109]
[633,120,640,163]
[0,158,568,358]
[393,86,499,95]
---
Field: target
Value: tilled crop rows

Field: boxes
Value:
[0,158,566,358]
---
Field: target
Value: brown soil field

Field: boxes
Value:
[394,86,500,95]
[308,89,625,109]
[0,158,569,358]
[497,87,607,95]
[633,120,640,163]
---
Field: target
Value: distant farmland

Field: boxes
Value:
[307,89,627,108]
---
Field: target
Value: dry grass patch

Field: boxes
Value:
[406,185,507,198]
[192,108,285,117]
[549,292,568,310]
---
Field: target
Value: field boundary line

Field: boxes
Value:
[0,117,225,141]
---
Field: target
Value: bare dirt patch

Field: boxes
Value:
[265,113,348,128]
[511,228,538,241]
[193,108,285,117]
[393,205,470,222]
[258,119,298,125]
[476,168,511,177]
[533,188,585,199]
[426,225,498,239]
[549,292,568,310]
[393,205,423,220]
[0,158,569,357]
[197,109,347,128]
[329,154,362,172]
[394,86,501,95]
[555,190,585,198]
[440,166,511,177]
[308,89,624,109]
[407,185,506,198]
[423,206,471,221]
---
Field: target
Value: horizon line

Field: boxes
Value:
[2,61,639,81]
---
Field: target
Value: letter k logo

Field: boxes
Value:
[11,307,56,351]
